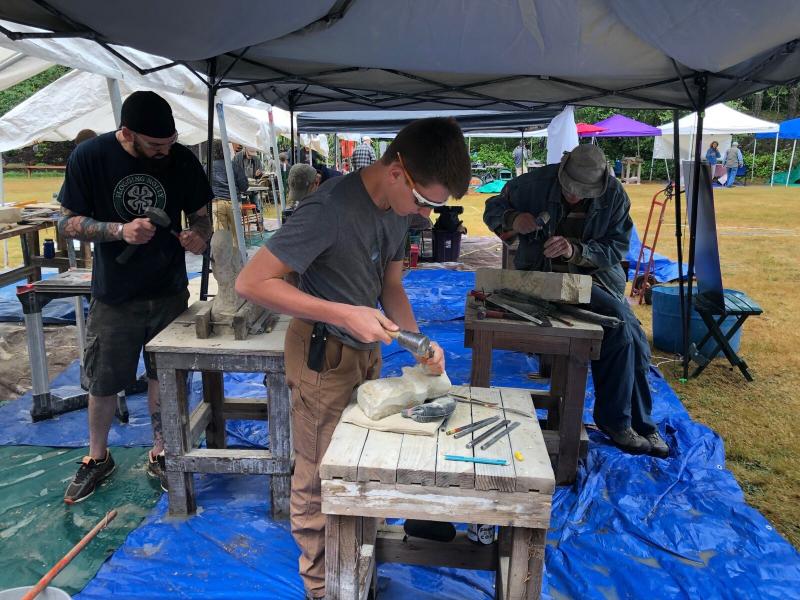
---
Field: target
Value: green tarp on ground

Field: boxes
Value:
[772,163,800,185]
[0,447,162,596]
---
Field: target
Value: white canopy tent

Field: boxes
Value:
[0,45,51,90]
[652,103,779,160]
[0,69,293,152]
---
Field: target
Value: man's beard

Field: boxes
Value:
[133,139,173,174]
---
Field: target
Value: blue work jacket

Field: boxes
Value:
[483,164,632,300]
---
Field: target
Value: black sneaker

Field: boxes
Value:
[147,451,168,492]
[644,431,670,459]
[64,450,115,504]
[598,426,652,455]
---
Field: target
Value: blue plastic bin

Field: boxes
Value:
[652,285,743,357]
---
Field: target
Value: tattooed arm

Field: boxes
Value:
[57,207,156,244]
[179,206,212,255]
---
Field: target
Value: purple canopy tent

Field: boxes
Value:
[584,114,662,137]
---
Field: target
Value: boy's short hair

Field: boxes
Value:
[381,117,470,198]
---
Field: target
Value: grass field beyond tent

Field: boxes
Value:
[2,177,798,549]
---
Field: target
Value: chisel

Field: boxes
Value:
[466,419,510,449]
[479,421,520,450]
[449,416,499,438]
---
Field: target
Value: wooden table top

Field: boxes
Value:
[320,385,555,495]
[464,297,604,341]
[146,300,288,356]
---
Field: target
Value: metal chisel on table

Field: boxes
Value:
[479,421,520,450]
[450,416,500,439]
[466,419,510,449]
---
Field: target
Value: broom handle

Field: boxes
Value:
[22,510,117,600]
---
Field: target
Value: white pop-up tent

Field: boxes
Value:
[0,45,51,90]
[0,69,292,152]
[652,103,779,160]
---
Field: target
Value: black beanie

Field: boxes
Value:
[120,91,176,138]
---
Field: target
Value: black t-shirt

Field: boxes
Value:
[59,132,212,304]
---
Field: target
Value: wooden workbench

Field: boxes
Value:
[464,296,603,485]
[146,301,291,519]
[321,385,555,599]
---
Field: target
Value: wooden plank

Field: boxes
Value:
[469,329,494,387]
[505,527,546,600]
[159,367,196,515]
[322,480,551,530]
[555,340,591,485]
[542,427,588,458]
[195,302,212,339]
[435,384,475,489]
[320,422,369,481]
[174,448,288,475]
[357,430,402,484]
[357,543,375,600]
[464,298,603,341]
[500,388,555,494]
[222,397,269,420]
[265,370,291,519]
[188,401,212,446]
[146,301,289,355]
[396,431,437,486]
[471,387,516,492]
[376,525,497,571]
[475,267,592,304]
[326,514,359,600]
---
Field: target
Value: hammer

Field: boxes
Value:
[386,329,434,358]
[116,207,176,264]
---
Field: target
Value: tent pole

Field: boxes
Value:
[199,58,217,302]
[683,78,707,379]
[267,107,286,221]
[786,139,796,187]
[751,138,757,184]
[649,156,654,181]
[290,109,295,164]
[636,137,640,157]
[105,79,123,127]
[664,158,670,181]
[672,109,687,380]
[770,134,778,186]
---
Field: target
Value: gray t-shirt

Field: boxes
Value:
[266,173,408,349]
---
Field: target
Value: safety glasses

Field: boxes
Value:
[397,152,447,209]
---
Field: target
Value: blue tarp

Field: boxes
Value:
[627,224,684,283]
[3,269,799,598]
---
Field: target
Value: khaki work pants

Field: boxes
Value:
[284,318,381,598]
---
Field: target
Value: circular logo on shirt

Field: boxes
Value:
[112,174,167,220]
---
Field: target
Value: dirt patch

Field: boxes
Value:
[0,323,81,401]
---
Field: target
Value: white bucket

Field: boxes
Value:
[0,587,71,600]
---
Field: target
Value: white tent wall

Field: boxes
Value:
[0,69,293,153]
[0,47,51,90]
[653,133,733,161]
[652,103,778,159]
[546,106,579,164]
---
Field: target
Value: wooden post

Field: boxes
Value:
[325,514,360,599]
[202,371,226,449]
[160,367,196,515]
[470,329,493,387]
[265,371,291,518]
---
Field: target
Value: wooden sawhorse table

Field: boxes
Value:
[464,297,603,485]
[146,301,291,519]
[321,385,554,600]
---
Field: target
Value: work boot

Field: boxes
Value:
[643,431,670,459]
[598,426,652,455]
[147,451,169,492]
[64,450,116,504]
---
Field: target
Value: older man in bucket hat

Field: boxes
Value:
[483,144,669,458]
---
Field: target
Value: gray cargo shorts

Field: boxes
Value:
[81,289,190,396]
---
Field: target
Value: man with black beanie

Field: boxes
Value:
[58,90,213,504]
